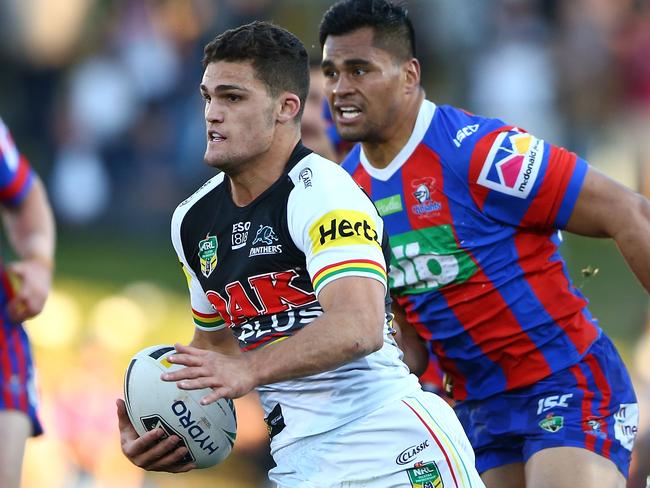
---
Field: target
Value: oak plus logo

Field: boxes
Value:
[205,269,316,326]
[477,129,544,198]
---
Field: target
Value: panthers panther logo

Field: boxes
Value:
[252,225,278,246]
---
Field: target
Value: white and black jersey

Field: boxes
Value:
[171,143,419,451]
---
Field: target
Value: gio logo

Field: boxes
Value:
[199,235,217,278]
[389,226,476,292]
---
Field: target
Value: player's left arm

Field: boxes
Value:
[2,175,55,322]
[565,166,650,291]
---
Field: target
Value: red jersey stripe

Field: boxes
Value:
[10,326,28,410]
[583,353,614,459]
[0,322,15,408]
[519,146,578,229]
[569,363,595,451]
[0,155,31,201]
[351,164,372,195]
[440,275,552,399]
[513,232,597,356]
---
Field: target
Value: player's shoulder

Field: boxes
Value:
[172,173,226,228]
[288,151,358,193]
[431,104,506,147]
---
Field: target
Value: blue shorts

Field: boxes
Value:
[454,333,638,477]
[0,317,43,436]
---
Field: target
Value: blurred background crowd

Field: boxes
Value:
[0,0,649,486]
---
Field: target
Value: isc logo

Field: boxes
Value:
[537,393,573,415]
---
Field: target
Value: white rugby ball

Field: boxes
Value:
[123,344,237,469]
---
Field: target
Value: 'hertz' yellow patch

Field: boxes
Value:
[309,210,381,253]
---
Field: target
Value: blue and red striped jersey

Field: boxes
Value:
[0,118,34,207]
[341,100,600,401]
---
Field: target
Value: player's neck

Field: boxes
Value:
[361,91,424,169]
[228,130,300,207]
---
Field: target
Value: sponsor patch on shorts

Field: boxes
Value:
[477,129,544,199]
[614,403,639,451]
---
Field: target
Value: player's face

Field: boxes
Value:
[200,61,276,172]
[322,27,406,143]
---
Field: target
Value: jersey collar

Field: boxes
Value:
[359,99,436,181]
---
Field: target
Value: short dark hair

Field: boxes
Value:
[203,21,309,119]
[319,0,415,62]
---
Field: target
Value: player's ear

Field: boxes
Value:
[277,92,301,124]
[403,58,421,94]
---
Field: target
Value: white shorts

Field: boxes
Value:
[269,389,485,488]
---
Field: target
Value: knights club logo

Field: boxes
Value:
[411,177,442,217]
[198,235,218,278]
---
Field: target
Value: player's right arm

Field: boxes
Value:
[467,123,650,291]
[565,166,650,291]
[116,398,196,472]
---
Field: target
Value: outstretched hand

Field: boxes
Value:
[162,342,256,405]
[116,398,196,473]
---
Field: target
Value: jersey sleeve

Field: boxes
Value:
[0,119,34,206]
[287,156,388,297]
[171,201,226,331]
[467,126,588,230]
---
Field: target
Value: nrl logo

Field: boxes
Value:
[198,235,218,278]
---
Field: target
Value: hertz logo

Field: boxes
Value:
[309,210,380,253]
